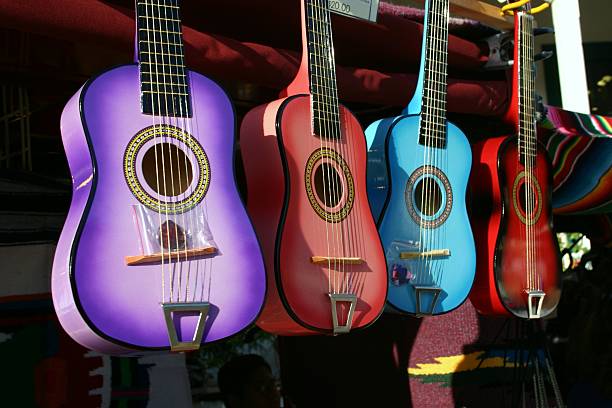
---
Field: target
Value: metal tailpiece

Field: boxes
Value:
[162,302,209,352]
[413,286,442,317]
[328,293,357,335]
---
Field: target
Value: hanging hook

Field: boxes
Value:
[500,0,553,16]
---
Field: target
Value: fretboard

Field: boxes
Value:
[305,0,341,140]
[517,12,536,165]
[418,0,450,149]
[136,0,192,117]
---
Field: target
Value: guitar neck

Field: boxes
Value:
[515,11,537,166]
[136,0,192,118]
[304,0,341,140]
[412,0,450,149]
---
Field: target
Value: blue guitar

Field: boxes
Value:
[365,0,475,316]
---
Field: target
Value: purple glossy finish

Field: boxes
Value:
[52,65,266,354]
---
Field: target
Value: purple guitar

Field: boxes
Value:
[52,0,266,354]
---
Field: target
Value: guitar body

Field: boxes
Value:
[53,65,266,353]
[469,136,561,318]
[366,115,475,315]
[241,95,387,335]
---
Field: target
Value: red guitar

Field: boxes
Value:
[469,8,561,319]
[240,0,387,335]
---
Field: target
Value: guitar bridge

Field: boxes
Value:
[126,246,217,266]
[525,290,545,319]
[400,249,450,259]
[311,256,365,265]
[413,286,442,317]
[162,302,209,352]
[328,293,357,335]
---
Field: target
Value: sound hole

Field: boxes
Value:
[518,182,535,215]
[142,143,193,196]
[314,163,343,208]
[414,178,442,216]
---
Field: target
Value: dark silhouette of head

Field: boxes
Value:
[218,354,281,408]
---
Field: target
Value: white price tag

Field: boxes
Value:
[328,0,379,23]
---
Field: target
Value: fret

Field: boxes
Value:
[305,0,342,140]
[142,90,188,96]
[138,28,182,35]
[419,0,451,150]
[311,87,338,96]
[306,27,330,37]
[139,16,181,23]
[142,80,187,86]
[140,72,187,81]
[313,109,340,117]
[308,59,333,68]
[140,61,185,68]
[140,50,184,58]
[313,107,340,116]
[137,2,179,9]
[137,0,191,118]
[516,12,537,161]
[139,40,183,49]
[422,87,448,96]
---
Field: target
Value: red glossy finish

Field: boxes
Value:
[470,137,561,318]
[469,12,561,318]
[241,96,387,334]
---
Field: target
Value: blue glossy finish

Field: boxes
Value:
[403,0,433,116]
[366,115,476,314]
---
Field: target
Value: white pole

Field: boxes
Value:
[551,0,591,114]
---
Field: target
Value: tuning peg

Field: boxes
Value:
[534,50,554,62]
[534,27,554,36]
[482,31,514,70]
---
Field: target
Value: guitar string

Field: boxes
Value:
[431,0,442,288]
[529,18,543,290]
[307,0,333,296]
[147,0,176,303]
[312,0,338,295]
[420,0,436,290]
[422,0,434,290]
[441,0,450,289]
[169,1,211,305]
[519,12,529,293]
[324,0,357,298]
[320,0,346,298]
[157,0,183,302]
[151,0,182,304]
[313,0,340,297]
[525,13,532,294]
[521,11,534,295]
[163,0,193,303]
[415,0,429,289]
[524,12,533,295]
[431,1,448,287]
[529,16,542,292]
[437,0,448,289]
[528,14,539,293]
[142,0,167,303]
[322,1,360,296]
[322,0,347,295]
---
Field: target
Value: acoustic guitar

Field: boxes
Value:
[52,0,266,354]
[240,0,387,335]
[469,6,561,319]
[365,0,476,316]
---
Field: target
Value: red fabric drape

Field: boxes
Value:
[0,0,509,116]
